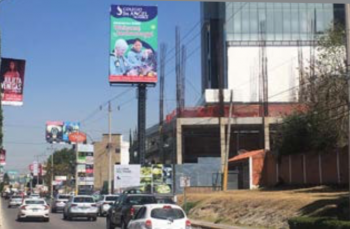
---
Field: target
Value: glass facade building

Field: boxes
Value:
[225,3,345,43]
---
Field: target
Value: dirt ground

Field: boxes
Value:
[177,186,349,229]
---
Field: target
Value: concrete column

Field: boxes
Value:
[264,117,270,151]
[176,119,183,164]
[220,118,226,173]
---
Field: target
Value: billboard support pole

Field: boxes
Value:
[50,144,54,199]
[138,84,147,165]
[108,101,112,195]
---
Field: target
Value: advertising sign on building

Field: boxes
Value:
[109,5,158,84]
[76,144,94,193]
[114,164,173,194]
[32,161,39,176]
[55,176,67,181]
[0,58,26,106]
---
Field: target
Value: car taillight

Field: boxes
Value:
[71,204,77,207]
[163,205,172,209]
[186,219,191,229]
[145,219,152,229]
[44,205,49,210]
[130,207,135,216]
[91,204,97,207]
[20,205,27,210]
[103,202,109,205]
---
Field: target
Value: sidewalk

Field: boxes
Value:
[191,219,258,229]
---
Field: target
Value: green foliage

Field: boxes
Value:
[183,201,199,215]
[43,148,76,190]
[289,217,350,229]
[3,173,9,185]
[273,111,338,156]
[273,26,347,156]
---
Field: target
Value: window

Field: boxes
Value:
[106,196,119,201]
[134,207,146,220]
[151,208,185,220]
[25,200,45,205]
[126,196,156,205]
[73,197,94,203]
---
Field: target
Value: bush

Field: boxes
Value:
[289,217,350,229]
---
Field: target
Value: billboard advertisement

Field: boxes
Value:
[109,5,158,84]
[46,121,63,143]
[0,58,26,106]
[63,122,80,142]
[0,149,6,166]
[114,164,173,194]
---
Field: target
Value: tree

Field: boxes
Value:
[3,172,9,185]
[273,25,347,156]
[43,148,76,191]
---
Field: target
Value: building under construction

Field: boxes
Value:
[130,3,346,190]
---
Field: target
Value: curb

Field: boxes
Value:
[191,220,256,229]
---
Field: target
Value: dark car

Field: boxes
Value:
[106,193,157,229]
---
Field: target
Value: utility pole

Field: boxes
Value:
[75,144,78,195]
[108,101,112,194]
[159,43,167,163]
[345,3,350,220]
[223,90,233,191]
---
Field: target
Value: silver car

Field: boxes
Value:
[63,195,98,221]
[8,195,23,208]
[96,194,119,216]
[51,194,70,213]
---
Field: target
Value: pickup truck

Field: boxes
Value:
[106,193,157,229]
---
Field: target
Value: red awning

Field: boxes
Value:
[228,150,265,163]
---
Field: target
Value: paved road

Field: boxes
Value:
[0,198,115,229]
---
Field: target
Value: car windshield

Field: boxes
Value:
[106,196,119,201]
[74,197,94,203]
[25,200,45,205]
[58,195,70,200]
[151,208,185,220]
[126,196,156,205]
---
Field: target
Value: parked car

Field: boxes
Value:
[8,195,23,208]
[63,195,98,221]
[17,198,50,222]
[128,204,192,229]
[97,194,119,216]
[51,194,70,213]
[106,193,157,229]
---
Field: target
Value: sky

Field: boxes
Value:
[0,0,202,172]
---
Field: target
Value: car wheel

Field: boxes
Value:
[63,213,67,220]
[121,219,127,229]
[106,217,115,229]
[17,217,21,222]
[92,217,97,221]
[7,205,10,208]
[51,208,56,213]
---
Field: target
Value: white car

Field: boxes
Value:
[63,195,98,221]
[8,195,23,208]
[128,204,192,229]
[17,198,50,222]
[29,193,40,199]
[97,194,119,216]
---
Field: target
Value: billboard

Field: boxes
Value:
[114,164,173,194]
[46,121,81,144]
[0,58,26,106]
[109,5,158,84]
[46,121,63,143]
[62,122,80,142]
